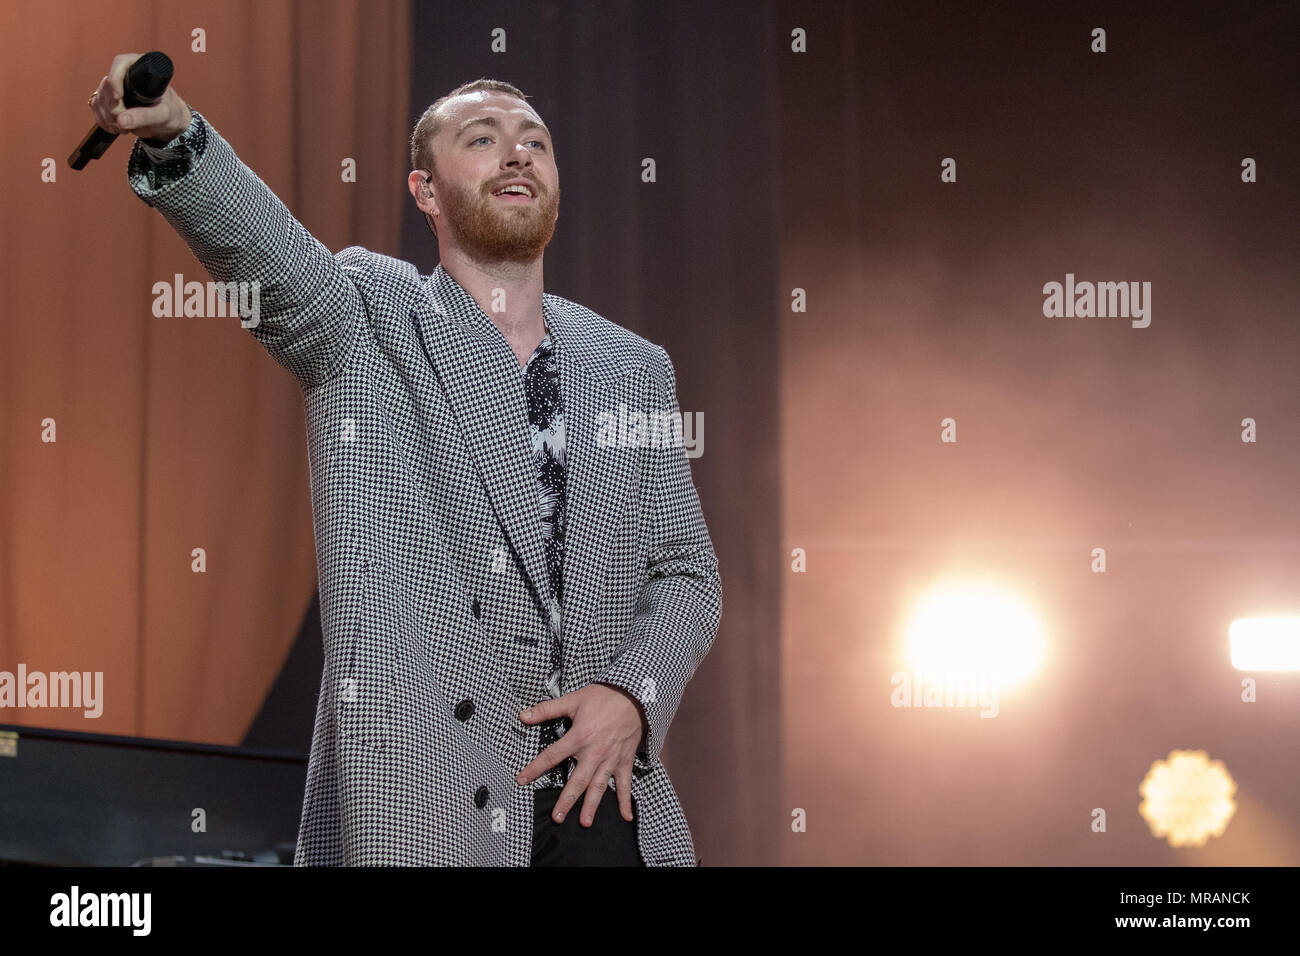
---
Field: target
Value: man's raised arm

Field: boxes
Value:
[92,53,367,390]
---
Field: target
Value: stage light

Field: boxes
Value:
[901,580,1047,688]
[1229,617,1300,671]
[1138,750,1237,848]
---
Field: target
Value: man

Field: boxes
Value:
[89,54,722,866]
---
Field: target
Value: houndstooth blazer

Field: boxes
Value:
[127,110,722,866]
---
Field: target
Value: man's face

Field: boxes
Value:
[424,91,560,264]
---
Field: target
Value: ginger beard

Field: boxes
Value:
[430,166,560,264]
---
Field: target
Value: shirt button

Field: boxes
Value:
[474,785,489,809]
[472,598,482,620]
[454,699,475,721]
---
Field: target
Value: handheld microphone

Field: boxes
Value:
[69,51,174,170]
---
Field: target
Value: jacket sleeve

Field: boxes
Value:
[596,345,723,767]
[126,108,368,390]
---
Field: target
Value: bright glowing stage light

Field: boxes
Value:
[902,580,1047,688]
[1229,617,1300,671]
[1139,749,1237,847]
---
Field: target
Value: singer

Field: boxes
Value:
[87,54,721,867]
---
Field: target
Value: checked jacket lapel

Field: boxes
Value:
[547,300,639,668]
[412,266,552,617]
[411,265,636,659]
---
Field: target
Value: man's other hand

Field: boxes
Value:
[516,683,647,826]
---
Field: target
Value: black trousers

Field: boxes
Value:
[530,786,646,866]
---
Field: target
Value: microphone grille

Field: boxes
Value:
[130,51,174,100]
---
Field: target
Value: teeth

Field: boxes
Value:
[495,184,532,197]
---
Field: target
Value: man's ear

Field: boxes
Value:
[410,170,433,205]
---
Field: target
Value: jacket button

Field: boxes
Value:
[454,698,475,721]
[474,785,489,808]
[472,598,482,619]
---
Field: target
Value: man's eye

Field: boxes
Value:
[527,141,547,150]
[471,136,491,146]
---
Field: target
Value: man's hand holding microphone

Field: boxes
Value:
[73,52,190,166]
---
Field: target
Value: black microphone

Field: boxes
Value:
[68,51,174,170]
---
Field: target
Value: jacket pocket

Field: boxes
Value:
[335,557,399,750]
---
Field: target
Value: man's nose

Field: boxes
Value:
[504,143,533,166]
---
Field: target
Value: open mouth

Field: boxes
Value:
[490,183,537,202]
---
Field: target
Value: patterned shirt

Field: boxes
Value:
[522,330,571,788]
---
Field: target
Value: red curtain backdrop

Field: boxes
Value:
[0,0,411,743]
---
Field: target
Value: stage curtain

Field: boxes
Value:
[0,0,411,743]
